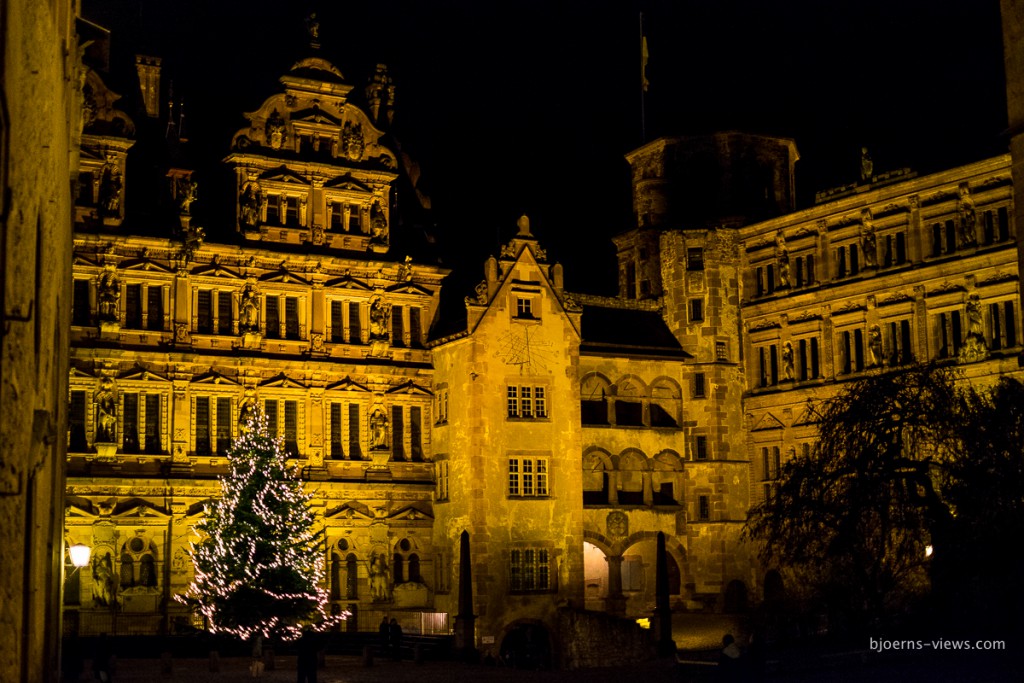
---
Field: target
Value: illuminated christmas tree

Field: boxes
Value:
[178,414,336,641]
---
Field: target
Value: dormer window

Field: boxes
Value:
[516,297,535,320]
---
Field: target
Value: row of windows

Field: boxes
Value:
[580,375,682,428]
[507,386,547,419]
[752,207,1011,298]
[71,280,425,347]
[753,302,1019,387]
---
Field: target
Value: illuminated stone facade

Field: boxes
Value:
[61,32,1023,668]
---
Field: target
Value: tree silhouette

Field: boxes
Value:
[178,414,335,641]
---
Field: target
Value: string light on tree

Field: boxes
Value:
[177,413,345,641]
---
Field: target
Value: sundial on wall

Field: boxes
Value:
[497,325,555,375]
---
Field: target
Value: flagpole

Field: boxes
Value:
[640,12,647,143]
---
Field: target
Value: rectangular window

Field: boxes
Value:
[392,305,405,347]
[216,397,232,453]
[507,385,547,419]
[147,286,163,331]
[436,460,449,501]
[758,344,778,387]
[124,284,143,329]
[509,548,550,592]
[945,219,957,254]
[392,406,405,461]
[265,399,278,438]
[690,298,704,322]
[766,264,775,294]
[932,223,943,257]
[990,301,1018,350]
[72,280,91,326]
[849,244,859,276]
[695,435,708,461]
[123,393,139,453]
[217,291,233,335]
[516,297,535,319]
[285,297,299,339]
[693,372,706,398]
[330,301,344,343]
[195,396,211,455]
[409,307,422,347]
[144,393,161,453]
[755,267,765,297]
[798,337,820,380]
[330,403,343,458]
[266,195,281,225]
[508,456,549,497]
[348,301,362,344]
[348,204,361,232]
[330,202,344,231]
[998,206,1010,241]
[284,400,298,455]
[687,247,704,271]
[794,257,804,288]
[435,388,448,424]
[698,495,710,521]
[348,403,361,459]
[936,311,963,359]
[70,390,87,450]
[715,341,728,361]
[284,196,299,227]
[410,406,423,460]
[265,297,280,339]
[197,290,212,334]
[836,246,847,279]
[886,320,913,364]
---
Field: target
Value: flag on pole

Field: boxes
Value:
[641,25,650,92]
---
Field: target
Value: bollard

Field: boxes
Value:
[208,650,219,673]
[363,644,374,667]
[160,651,173,675]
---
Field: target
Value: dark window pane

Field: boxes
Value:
[123,393,139,453]
[216,397,231,453]
[195,397,211,455]
[147,287,163,331]
[197,291,212,334]
[72,280,91,326]
[285,297,299,339]
[125,284,142,329]
[265,298,280,339]
[348,404,361,459]
[217,291,232,335]
[145,394,161,453]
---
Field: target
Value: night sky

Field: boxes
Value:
[82,0,1008,298]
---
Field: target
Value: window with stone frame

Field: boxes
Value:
[884,319,914,365]
[196,290,213,334]
[687,247,704,271]
[880,230,907,268]
[580,374,610,425]
[695,435,708,461]
[329,402,344,459]
[689,298,704,322]
[348,301,362,344]
[69,390,88,451]
[838,328,865,373]
[508,456,549,497]
[756,343,779,387]
[265,296,280,339]
[934,310,963,359]
[436,459,449,501]
[697,495,710,521]
[988,300,1018,351]
[435,385,449,425]
[329,300,344,343]
[409,306,423,347]
[122,392,140,453]
[124,284,143,329]
[793,253,816,288]
[264,397,301,456]
[693,372,707,398]
[509,547,551,592]
[72,279,92,326]
[796,336,821,380]
[147,286,164,331]
[507,385,548,420]
[649,379,681,428]
[715,341,729,361]
[391,304,405,347]
[761,445,781,482]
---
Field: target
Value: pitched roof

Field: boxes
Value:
[579,305,689,360]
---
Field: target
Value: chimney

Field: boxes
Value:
[135,55,162,118]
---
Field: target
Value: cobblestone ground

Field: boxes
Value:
[76,650,1017,683]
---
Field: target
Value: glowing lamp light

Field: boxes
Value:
[924,544,934,559]
[69,543,92,568]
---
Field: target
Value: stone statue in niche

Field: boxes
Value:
[369,295,391,340]
[305,12,320,41]
[960,293,989,363]
[239,280,260,332]
[265,109,287,150]
[238,388,258,431]
[342,120,365,161]
[860,209,877,267]
[97,265,120,323]
[94,377,118,443]
[179,224,205,266]
[774,231,790,288]
[370,201,388,241]
[98,161,123,217]
[239,182,262,228]
[781,341,794,380]
[957,185,977,247]
[868,325,884,367]
[91,550,117,606]
[369,407,389,450]
[369,549,391,601]
[396,255,414,283]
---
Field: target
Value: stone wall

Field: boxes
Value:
[1,1,78,681]
[556,607,655,669]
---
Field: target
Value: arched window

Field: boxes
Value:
[120,552,135,588]
[580,374,611,425]
[582,449,611,505]
[330,554,342,600]
[408,554,421,583]
[649,379,681,428]
[139,554,156,587]
[617,450,647,505]
[615,379,645,426]
[393,553,405,584]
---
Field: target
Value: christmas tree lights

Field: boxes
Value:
[177,413,344,641]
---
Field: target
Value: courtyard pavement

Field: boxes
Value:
[72,647,1017,683]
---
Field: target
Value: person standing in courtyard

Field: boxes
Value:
[388,618,403,661]
[296,631,318,683]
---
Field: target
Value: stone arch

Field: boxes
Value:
[649,376,682,427]
[723,579,749,613]
[582,447,613,505]
[652,449,684,505]
[498,619,553,669]
[580,372,613,425]
[612,375,647,426]
[616,448,649,505]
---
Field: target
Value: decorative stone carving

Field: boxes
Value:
[310,333,324,353]
[178,224,205,266]
[370,406,389,451]
[265,109,287,149]
[868,325,884,367]
[238,388,258,431]
[99,159,123,217]
[781,341,794,380]
[177,177,197,216]
[174,323,190,344]
[369,294,391,341]
[775,230,790,288]
[606,510,628,537]
[368,548,391,602]
[474,281,488,304]
[342,120,365,161]
[860,147,873,182]
[369,200,388,242]
[91,549,118,606]
[239,278,260,332]
[396,255,414,283]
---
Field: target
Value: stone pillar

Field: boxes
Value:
[605,555,626,615]
[453,530,477,661]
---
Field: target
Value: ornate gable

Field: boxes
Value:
[191,370,240,386]
[325,376,371,392]
[751,412,786,431]
[385,380,432,396]
[259,373,307,390]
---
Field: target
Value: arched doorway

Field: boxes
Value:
[583,542,608,611]
[500,622,551,669]
[723,579,749,613]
